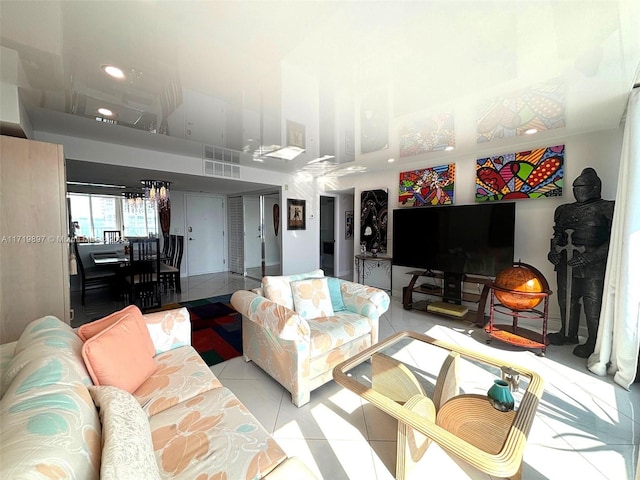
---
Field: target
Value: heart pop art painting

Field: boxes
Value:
[475,144,564,202]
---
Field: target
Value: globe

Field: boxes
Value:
[494,264,545,311]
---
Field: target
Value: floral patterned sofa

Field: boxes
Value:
[0,306,317,479]
[231,269,391,407]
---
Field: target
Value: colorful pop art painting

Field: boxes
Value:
[399,112,455,157]
[476,145,564,202]
[476,79,566,143]
[399,164,455,207]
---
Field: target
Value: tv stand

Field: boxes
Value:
[442,272,463,305]
[403,270,493,324]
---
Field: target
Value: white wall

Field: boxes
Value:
[279,63,323,275]
[263,196,281,267]
[330,127,623,330]
[31,72,624,331]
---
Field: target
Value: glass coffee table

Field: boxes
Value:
[332,330,544,480]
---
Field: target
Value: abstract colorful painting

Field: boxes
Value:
[399,112,455,157]
[476,145,564,202]
[360,189,388,253]
[399,164,455,207]
[476,79,565,143]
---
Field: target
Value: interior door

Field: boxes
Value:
[186,194,225,275]
[320,196,335,276]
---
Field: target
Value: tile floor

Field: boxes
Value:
[72,273,640,479]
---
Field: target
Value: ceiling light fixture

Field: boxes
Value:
[525,128,538,135]
[388,158,395,163]
[141,180,170,208]
[123,192,145,213]
[445,145,455,151]
[97,107,113,117]
[102,64,125,79]
[264,146,305,161]
[66,181,126,188]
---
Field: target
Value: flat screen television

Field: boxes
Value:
[392,203,515,279]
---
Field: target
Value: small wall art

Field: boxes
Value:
[345,211,354,239]
[399,164,455,207]
[287,120,306,149]
[287,199,306,230]
[476,144,564,202]
[360,189,388,253]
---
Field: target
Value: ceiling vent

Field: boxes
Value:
[203,159,240,179]
[203,144,240,164]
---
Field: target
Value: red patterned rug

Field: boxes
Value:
[155,294,242,366]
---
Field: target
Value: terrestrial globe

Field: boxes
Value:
[493,264,545,311]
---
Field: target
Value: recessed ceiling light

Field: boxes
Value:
[102,64,125,79]
[525,128,538,135]
[445,145,455,151]
[388,158,395,163]
[97,107,113,117]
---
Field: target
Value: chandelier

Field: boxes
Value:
[141,180,171,208]
[123,191,145,214]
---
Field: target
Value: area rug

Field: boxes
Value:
[151,293,242,366]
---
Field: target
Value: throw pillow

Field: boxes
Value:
[290,277,334,320]
[263,269,325,310]
[82,311,157,393]
[326,277,346,312]
[78,305,144,342]
[88,385,161,480]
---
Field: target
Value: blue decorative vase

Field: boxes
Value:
[487,379,515,412]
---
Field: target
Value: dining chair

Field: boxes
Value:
[103,230,122,243]
[160,235,184,293]
[73,241,118,305]
[162,233,170,258]
[126,237,161,311]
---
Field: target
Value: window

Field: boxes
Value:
[68,193,158,240]
[122,200,158,237]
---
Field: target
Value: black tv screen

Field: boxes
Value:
[392,203,515,277]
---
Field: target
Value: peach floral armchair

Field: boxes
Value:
[231,270,390,407]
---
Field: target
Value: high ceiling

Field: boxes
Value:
[1,1,639,195]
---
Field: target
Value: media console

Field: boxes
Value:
[403,270,493,324]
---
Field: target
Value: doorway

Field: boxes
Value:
[320,196,335,277]
[185,194,225,275]
[244,192,281,280]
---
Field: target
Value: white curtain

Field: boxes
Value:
[587,88,640,389]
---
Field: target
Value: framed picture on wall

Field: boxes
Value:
[287,199,306,230]
[287,120,306,149]
[345,211,354,239]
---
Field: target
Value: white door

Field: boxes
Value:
[186,195,225,275]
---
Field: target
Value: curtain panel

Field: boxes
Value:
[587,88,640,389]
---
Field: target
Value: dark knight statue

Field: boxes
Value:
[547,167,614,358]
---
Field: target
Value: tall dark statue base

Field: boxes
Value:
[547,168,614,359]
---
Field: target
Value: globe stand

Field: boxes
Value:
[485,263,552,356]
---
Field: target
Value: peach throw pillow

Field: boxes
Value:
[82,308,157,393]
[78,305,144,342]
